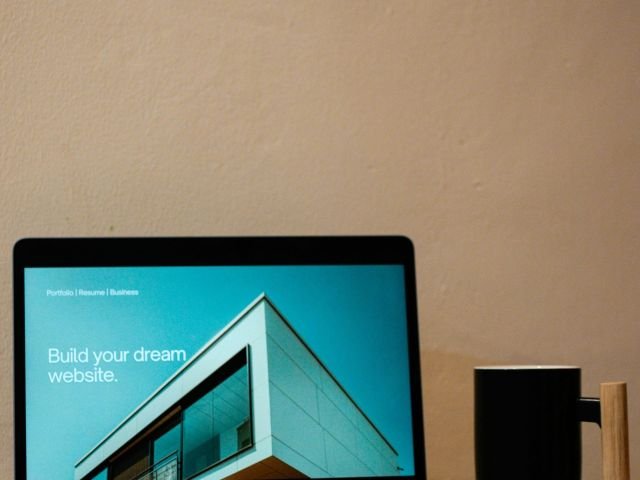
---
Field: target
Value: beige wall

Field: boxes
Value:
[1,1,638,479]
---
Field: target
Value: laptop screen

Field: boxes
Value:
[14,237,425,480]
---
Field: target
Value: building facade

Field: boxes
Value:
[75,294,399,480]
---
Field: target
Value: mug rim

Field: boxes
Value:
[475,365,580,370]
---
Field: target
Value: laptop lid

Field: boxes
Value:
[14,236,425,480]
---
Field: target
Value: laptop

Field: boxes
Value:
[14,237,426,480]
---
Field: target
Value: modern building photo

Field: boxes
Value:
[75,294,400,480]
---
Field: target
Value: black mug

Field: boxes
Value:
[474,366,602,480]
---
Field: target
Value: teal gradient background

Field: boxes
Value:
[25,265,414,479]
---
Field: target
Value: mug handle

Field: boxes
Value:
[600,382,631,480]
[578,382,630,480]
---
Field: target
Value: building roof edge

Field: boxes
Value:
[75,292,269,468]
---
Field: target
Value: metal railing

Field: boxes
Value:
[130,452,179,480]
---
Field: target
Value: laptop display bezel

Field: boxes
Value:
[13,236,425,480]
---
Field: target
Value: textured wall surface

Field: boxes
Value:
[1,2,639,479]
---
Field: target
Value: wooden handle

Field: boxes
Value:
[601,382,630,480]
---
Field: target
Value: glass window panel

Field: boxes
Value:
[153,423,181,464]
[110,441,149,480]
[237,419,251,449]
[89,468,107,480]
[182,364,250,478]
